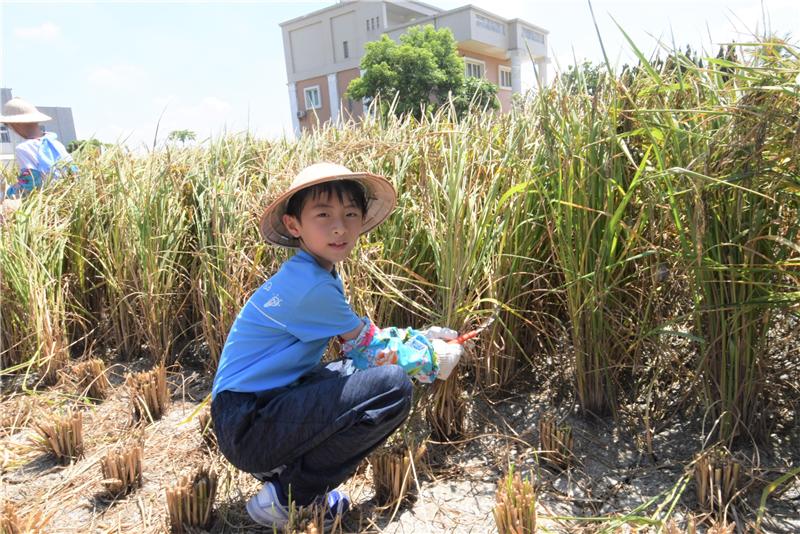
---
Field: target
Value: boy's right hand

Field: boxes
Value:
[422,326,459,341]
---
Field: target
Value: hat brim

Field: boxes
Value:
[259,172,397,247]
[0,110,52,124]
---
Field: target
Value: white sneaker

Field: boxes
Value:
[246,481,290,529]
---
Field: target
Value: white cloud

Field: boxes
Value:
[14,22,60,40]
[88,64,147,88]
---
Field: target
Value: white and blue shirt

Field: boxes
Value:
[211,250,362,399]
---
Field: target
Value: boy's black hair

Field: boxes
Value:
[285,180,368,219]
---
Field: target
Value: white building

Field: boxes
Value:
[280,0,549,135]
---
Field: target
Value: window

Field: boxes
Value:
[522,27,545,44]
[464,59,485,79]
[343,40,349,59]
[366,19,371,31]
[304,86,322,109]
[476,14,505,35]
[499,66,512,89]
[0,125,10,143]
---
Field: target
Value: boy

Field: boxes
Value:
[0,97,76,200]
[211,162,463,528]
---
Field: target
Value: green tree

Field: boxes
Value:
[347,25,465,119]
[452,76,500,117]
[66,138,107,154]
[168,129,196,145]
[560,60,605,95]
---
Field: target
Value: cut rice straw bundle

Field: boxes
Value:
[493,468,536,534]
[165,465,218,532]
[73,358,112,400]
[1,501,51,534]
[32,408,84,465]
[127,362,169,423]
[100,441,144,497]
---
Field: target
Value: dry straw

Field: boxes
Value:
[493,469,536,534]
[99,441,143,497]
[165,465,218,532]
[32,408,84,465]
[693,446,744,517]
[538,413,574,470]
[0,501,50,534]
[73,358,112,400]
[370,442,427,507]
[426,377,466,441]
[127,362,169,423]
[197,407,217,450]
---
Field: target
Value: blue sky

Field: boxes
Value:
[1,1,796,148]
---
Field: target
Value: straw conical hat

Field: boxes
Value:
[260,162,396,247]
[0,98,52,124]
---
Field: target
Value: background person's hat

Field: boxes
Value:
[0,98,52,124]
[260,162,397,247]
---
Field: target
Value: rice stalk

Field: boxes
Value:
[32,408,84,465]
[99,441,143,497]
[73,357,112,400]
[493,467,537,534]
[165,465,218,532]
[370,441,427,507]
[693,446,744,519]
[197,407,217,451]
[0,501,51,534]
[537,413,574,470]
[127,362,169,423]
[426,375,466,441]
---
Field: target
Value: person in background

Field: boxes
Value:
[1,97,76,203]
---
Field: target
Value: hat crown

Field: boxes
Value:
[0,97,52,123]
[292,162,354,188]
[3,98,39,116]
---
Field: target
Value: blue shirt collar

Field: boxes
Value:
[295,249,338,278]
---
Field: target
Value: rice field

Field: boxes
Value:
[1,38,798,533]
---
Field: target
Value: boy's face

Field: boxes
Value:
[282,190,364,271]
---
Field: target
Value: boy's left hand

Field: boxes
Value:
[430,339,463,380]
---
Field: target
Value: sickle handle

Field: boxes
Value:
[448,330,479,345]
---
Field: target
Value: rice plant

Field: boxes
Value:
[493,467,537,534]
[640,39,800,442]
[537,413,574,470]
[370,441,426,507]
[32,408,84,465]
[197,407,217,450]
[165,465,218,532]
[693,446,744,519]
[127,362,169,423]
[72,357,112,400]
[99,441,143,497]
[0,501,50,534]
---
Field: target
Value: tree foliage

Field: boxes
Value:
[452,76,500,116]
[347,25,467,119]
[168,129,196,145]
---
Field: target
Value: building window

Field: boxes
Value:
[499,66,512,89]
[522,27,545,43]
[304,86,322,109]
[0,125,10,143]
[343,40,349,59]
[375,16,380,29]
[476,14,505,35]
[366,19,371,31]
[464,59,485,79]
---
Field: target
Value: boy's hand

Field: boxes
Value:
[430,339,463,380]
[422,326,459,341]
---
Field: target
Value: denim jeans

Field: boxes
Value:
[211,359,413,505]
